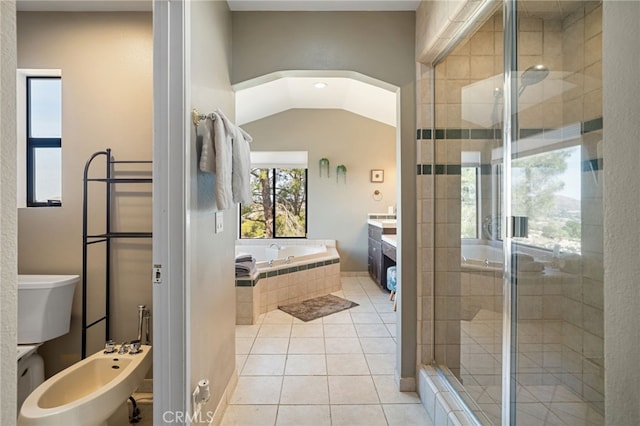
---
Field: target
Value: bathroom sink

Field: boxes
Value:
[18,345,152,426]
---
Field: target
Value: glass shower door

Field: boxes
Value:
[506,1,604,424]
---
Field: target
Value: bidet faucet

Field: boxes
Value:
[118,342,130,355]
[104,340,116,354]
[129,340,142,354]
[137,305,151,345]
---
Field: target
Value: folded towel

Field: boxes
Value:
[235,260,257,277]
[235,253,254,263]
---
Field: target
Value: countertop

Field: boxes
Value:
[368,219,397,229]
[381,234,397,248]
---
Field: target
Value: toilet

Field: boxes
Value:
[17,275,79,412]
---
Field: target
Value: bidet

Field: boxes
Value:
[18,345,152,426]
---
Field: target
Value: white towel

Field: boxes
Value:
[199,117,216,173]
[232,125,253,204]
[199,112,233,210]
[215,109,253,205]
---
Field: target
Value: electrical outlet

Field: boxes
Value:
[215,211,223,233]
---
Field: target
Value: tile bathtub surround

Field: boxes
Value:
[224,275,433,426]
[236,259,341,325]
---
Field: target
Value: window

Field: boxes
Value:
[511,145,582,254]
[19,72,62,207]
[240,168,308,238]
[461,151,481,239]
[461,166,479,238]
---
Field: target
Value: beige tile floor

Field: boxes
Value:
[460,309,604,425]
[222,275,433,426]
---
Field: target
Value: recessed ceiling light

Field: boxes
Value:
[314,82,328,89]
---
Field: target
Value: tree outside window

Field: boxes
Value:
[240,168,307,238]
[511,146,581,253]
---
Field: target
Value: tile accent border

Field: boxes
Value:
[416,164,460,175]
[416,116,603,140]
[235,258,340,287]
[416,116,605,175]
[368,213,397,220]
[418,159,604,175]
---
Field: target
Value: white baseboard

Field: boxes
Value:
[210,370,238,426]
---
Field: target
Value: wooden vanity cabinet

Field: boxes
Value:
[368,224,395,288]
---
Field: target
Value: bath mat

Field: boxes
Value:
[278,294,359,322]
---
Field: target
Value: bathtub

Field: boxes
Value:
[236,243,329,268]
[235,239,341,324]
[462,242,550,273]
[461,243,503,271]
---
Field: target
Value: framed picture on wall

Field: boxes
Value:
[371,169,384,183]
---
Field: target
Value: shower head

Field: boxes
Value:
[519,64,549,96]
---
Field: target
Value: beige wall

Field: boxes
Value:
[189,0,237,416]
[1,1,18,422]
[243,109,397,272]
[232,10,418,381]
[16,12,153,376]
[603,2,640,424]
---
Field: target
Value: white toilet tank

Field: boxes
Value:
[18,275,79,344]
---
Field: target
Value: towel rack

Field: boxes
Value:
[192,108,217,127]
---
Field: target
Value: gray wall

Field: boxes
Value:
[243,109,397,271]
[0,1,18,422]
[603,1,640,424]
[232,10,418,381]
[16,12,153,376]
[189,0,237,416]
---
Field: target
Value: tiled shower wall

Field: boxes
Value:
[416,62,435,368]
[416,3,603,413]
[417,14,505,377]
[561,3,604,413]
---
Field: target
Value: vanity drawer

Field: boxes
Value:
[368,225,382,240]
[382,241,396,262]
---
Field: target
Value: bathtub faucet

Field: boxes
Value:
[284,255,295,264]
[268,259,275,266]
[269,243,282,250]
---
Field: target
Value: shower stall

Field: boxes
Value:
[418,0,603,424]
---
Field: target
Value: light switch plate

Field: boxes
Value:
[215,211,223,233]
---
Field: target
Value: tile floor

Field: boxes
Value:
[222,275,433,426]
[460,309,604,425]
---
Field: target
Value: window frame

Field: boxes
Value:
[239,167,309,239]
[24,74,62,207]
